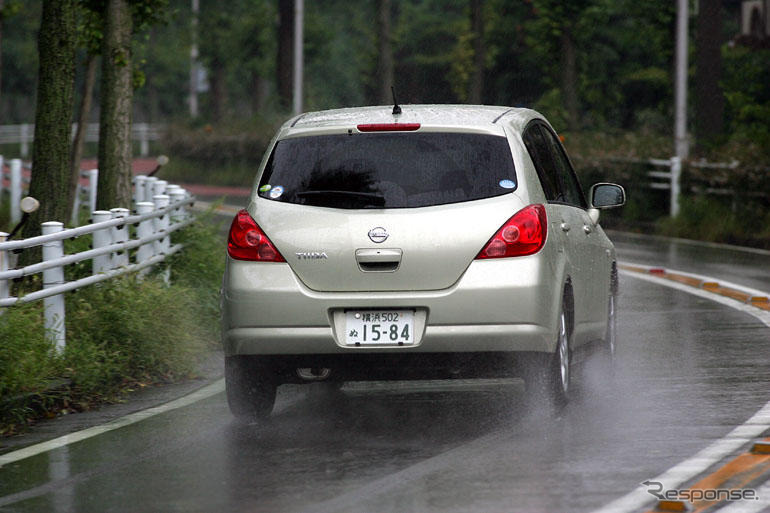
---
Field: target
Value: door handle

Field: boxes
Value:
[560,223,570,232]
[355,248,402,272]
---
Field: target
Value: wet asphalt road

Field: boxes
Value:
[0,232,769,513]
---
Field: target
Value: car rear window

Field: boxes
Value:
[256,132,517,209]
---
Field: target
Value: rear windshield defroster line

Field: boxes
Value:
[257,132,518,209]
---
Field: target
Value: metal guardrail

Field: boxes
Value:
[0,176,194,353]
[0,123,165,157]
[578,156,770,217]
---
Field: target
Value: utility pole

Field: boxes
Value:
[674,0,689,160]
[293,0,304,115]
[672,0,689,217]
[189,0,199,117]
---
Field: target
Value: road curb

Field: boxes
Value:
[619,264,770,312]
[597,263,770,513]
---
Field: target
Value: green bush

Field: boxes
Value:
[0,217,223,433]
[167,212,226,343]
[155,117,281,188]
[721,46,770,160]
[0,302,58,424]
[63,274,208,396]
[656,195,770,248]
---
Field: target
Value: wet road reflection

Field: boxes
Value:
[1,236,769,512]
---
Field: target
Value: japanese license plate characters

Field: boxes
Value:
[345,310,415,346]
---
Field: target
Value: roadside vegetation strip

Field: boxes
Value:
[591,265,770,513]
[0,379,225,468]
[0,214,225,435]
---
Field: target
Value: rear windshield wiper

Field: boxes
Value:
[296,190,386,207]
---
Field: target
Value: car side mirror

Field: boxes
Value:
[590,183,626,209]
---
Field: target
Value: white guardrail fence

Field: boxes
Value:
[0,170,195,353]
[574,155,769,217]
[0,123,164,158]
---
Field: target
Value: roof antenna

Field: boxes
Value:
[391,86,402,116]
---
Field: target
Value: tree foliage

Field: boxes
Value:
[0,0,768,163]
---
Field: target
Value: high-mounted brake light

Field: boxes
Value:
[476,204,547,259]
[227,209,286,262]
[356,123,421,132]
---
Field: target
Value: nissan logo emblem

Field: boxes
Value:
[368,227,389,243]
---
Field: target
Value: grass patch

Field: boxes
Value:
[656,196,770,248]
[0,214,224,435]
[0,303,58,427]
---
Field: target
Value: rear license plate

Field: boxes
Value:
[345,310,414,346]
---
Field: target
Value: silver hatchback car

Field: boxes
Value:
[221,104,625,419]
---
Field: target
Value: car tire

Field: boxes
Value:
[525,306,571,413]
[225,355,277,421]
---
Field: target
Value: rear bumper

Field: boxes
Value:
[223,322,552,355]
[231,352,540,384]
[221,253,562,357]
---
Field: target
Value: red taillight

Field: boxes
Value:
[476,204,547,259]
[356,123,421,132]
[227,209,286,262]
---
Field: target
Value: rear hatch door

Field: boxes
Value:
[252,130,524,292]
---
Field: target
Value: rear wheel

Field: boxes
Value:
[525,306,571,412]
[225,356,277,421]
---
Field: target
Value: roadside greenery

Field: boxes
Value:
[656,197,770,248]
[0,213,224,435]
[156,117,278,188]
[560,131,770,249]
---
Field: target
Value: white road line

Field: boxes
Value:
[591,265,770,513]
[0,379,225,468]
[624,262,770,302]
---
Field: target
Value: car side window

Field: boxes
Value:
[522,124,561,202]
[539,125,587,209]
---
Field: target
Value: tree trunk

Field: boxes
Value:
[695,0,724,149]
[469,0,485,104]
[69,53,98,218]
[22,0,76,241]
[0,0,4,113]
[97,0,133,210]
[560,27,579,131]
[276,0,294,109]
[376,0,393,104]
